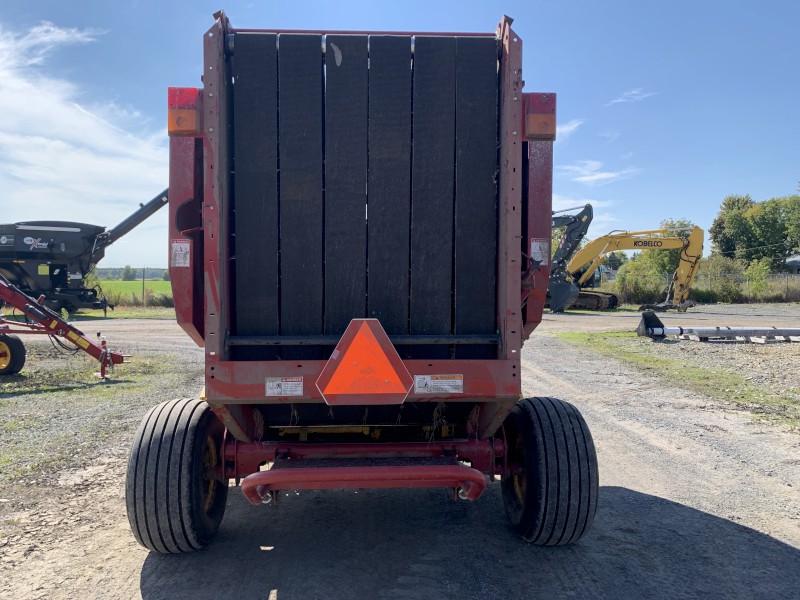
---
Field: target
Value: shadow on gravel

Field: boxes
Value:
[0,379,133,398]
[140,485,800,600]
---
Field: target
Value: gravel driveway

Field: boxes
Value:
[1,305,799,599]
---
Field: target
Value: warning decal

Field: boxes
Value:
[530,238,550,267]
[66,331,90,350]
[266,377,303,397]
[414,374,464,394]
[171,240,190,268]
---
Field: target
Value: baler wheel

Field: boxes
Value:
[0,334,26,375]
[501,397,598,545]
[125,398,228,553]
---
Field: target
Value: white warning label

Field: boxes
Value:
[266,376,303,397]
[530,238,550,267]
[171,240,191,268]
[414,374,464,394]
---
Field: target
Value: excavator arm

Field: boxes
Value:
[553,225,704,312]
[570,228,699,286]
[547,205,593,312]
[666,225,704,307]
[551,204,593,268]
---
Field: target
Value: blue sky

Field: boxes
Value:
[1,0,797,266]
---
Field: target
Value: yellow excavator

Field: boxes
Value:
[548,225,704,312]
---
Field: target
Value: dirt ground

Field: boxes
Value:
[1,305,799,599]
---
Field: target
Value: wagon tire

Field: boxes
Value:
[0,334,26,375]
[501,396,598,545]
[125,398,228,553]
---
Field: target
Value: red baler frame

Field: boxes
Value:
[167,13,554,497]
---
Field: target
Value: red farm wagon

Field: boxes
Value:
[125,11,598,553]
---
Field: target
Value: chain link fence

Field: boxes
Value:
[691,273,800,303]
[602,272,800,305]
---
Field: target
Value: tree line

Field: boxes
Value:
[603,191,800,304]
[94,266,170,281]
[709,194,800,269]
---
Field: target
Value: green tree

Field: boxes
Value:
[744,258,771,299]
[604,251,628,271]
[709,194,754,256]
[614,254,671,304]
[121,265,137,281]
[709,194,800,269]
[723,210,757,262]
[697,255,744,302]
[162,269,171,281]
[782,195,800,256]
[744,200,787,270]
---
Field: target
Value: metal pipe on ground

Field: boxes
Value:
[636,311,800,341]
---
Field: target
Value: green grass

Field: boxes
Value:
[0,355,166,397]
[72,306,176,320]
[553,330,800,428]
[97,279,172,295]
[0,355,173,482]
[91,278,174,309]
[560,304,642,315]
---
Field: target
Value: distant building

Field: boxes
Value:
[786,254,800,274]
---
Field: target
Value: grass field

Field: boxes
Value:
[97,280,172,295]
[73,307,176,319]
[94,279,173,308]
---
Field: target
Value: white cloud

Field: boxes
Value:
[0,21,168,267]
[9,21,101,66]
[605,87,657,106]
[555,118,584,143]
[599,130,621,144]
[557,160,641,185]
[552,193,618,234]
[552,193,612,211]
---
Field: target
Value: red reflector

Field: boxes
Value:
[523,92,557,141]
[168,87,201,136]
[317,320,412,406]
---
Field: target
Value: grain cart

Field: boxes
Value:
[0,190,168,312]
[125,11,598,553]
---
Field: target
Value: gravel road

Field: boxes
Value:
[1,305,799,599]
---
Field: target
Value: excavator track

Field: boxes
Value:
[571,291,619,311]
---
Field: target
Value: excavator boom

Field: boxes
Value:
[550,225,704,312]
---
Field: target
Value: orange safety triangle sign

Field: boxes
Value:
[317,319,412,406]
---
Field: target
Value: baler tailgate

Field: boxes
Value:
[230,32,499,360]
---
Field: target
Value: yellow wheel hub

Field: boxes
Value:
[202,435,218,513]
[0,341,10,371]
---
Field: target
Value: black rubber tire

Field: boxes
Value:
[125,398,228,553]
[0,334,26,375]
[501,397,598,545]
